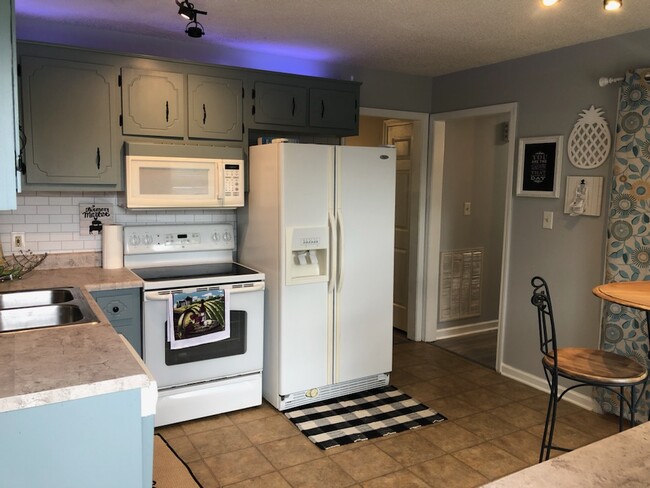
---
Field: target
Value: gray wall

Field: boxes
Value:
[430,28,650,378]
[439,114,508,329]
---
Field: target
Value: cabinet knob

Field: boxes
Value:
[112,306,120,313]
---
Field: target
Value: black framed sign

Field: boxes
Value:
[516,136,563,198]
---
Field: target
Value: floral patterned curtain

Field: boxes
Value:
[599,68,650,418]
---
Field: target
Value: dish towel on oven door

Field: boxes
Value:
[167,289,231,349]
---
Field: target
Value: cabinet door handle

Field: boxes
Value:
[321,100,325,119]
[166,101,169,122]
[291,97,296,117]
[96,147,101,169]
[112,306,120,313]
[203,103,207,125]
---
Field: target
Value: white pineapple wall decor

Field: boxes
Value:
[567,105,612,169]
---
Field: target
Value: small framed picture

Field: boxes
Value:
[516,136,563,198]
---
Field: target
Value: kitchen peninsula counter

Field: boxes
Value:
[0,266,151,413]
[483,420,650,487]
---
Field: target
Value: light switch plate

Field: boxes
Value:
[463,202,471,216]
[543,211,553,229]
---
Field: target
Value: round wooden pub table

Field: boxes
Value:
[593,281,650,357]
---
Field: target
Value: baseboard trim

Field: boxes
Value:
[434,320,498,340]
[500,363,600,412]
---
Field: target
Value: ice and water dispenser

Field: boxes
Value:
[286,227,329,284]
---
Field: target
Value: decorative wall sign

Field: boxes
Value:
[516,136,563,198]
[563,176,604,217]
[567,105,611,169]
[79,204,114,236]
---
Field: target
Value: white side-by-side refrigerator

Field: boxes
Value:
[238,142,396,410]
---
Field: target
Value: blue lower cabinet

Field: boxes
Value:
[0,388,152,488]
[91,288,142,356]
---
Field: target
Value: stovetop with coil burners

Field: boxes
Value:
[123,223,264,290]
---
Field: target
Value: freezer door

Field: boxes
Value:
[278,143,335,394]
[334,146,396,382]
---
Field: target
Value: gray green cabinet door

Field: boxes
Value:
[91,288,142,357]
[20,57,120,186]
[253,82,307,127]
[0,0,17,210]
[188,74,242,140]
[121,68,185,137]
[309,88,358,130]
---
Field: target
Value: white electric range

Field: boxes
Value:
[123,223,265,427]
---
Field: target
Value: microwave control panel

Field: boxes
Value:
[222,161,244,206]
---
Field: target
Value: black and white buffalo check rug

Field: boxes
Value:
[283,385,447,450]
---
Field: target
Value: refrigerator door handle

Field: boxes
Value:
[337,212,344,291]
[328,212,337,294]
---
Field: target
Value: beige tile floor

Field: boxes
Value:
[155,334,622,487]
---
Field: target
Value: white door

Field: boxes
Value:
[279,143,333,393]
[385,121,415,332]
[334,145,396,382]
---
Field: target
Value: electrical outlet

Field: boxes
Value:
[11,232,25,252]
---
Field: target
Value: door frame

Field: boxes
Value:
[358,107,430,341]
[424,102,518,372]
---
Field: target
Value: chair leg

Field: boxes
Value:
[619,386,624,432]
[540,375,559,463]
[630,385,636,429]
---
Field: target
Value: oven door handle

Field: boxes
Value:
[144,292,172,302]
[143,282,265,301]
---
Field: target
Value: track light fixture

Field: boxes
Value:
[542,0,623,10]
[177,0,195,20]
[604,0,622,10]
[185,18,205,38]
[176,1,207,38]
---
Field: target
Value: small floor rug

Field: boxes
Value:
[284,385,447,449]
[153,434,202,488]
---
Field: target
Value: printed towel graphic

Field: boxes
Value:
[167,289,230,350]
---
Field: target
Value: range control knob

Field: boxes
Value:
[128,234,141,246]
[143,234,153,245]
[222,232,232,242]
[212,232,221,242]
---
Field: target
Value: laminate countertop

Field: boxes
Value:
[483,420,650,487]
[0,267,154,414]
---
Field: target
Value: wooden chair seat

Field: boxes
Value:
[543,347,648,385]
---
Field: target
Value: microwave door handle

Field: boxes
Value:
[217,164,225,201]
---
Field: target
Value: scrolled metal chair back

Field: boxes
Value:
[531,276,558,369]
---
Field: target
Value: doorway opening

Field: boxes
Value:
[425,103,518,373]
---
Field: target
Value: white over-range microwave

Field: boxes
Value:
[124,155,245,209]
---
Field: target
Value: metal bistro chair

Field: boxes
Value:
[530,276,648,462]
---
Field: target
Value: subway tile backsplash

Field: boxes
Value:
[0,191,236,253]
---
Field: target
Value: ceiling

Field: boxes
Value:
[13,0,650,78]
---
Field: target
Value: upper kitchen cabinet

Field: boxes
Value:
[0,0,18,210]
[121,69,243,141]
[248,76,360,136]
[188,74,243,141]
[252,82,308,127]
[309,88,358,131]
[121,68,185,138]
[20,56,122,189]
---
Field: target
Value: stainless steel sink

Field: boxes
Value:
[0,288,74,309]
[0,287,99,333]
